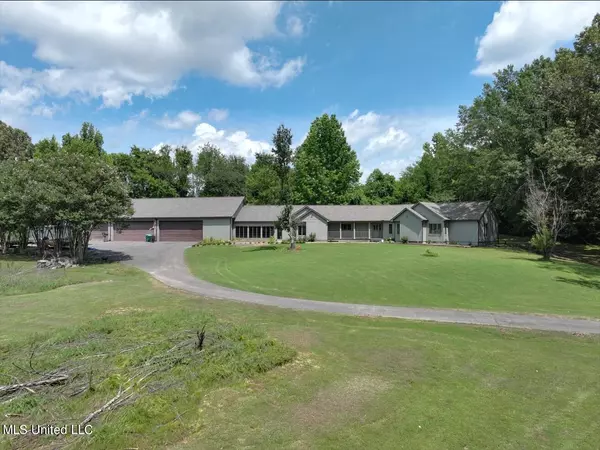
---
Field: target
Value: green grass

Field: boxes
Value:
[0,260,599,449]
[185,243,600,318]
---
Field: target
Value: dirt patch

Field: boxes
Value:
[102,307,152,316]
[272,328,321,351]
[291,375,392,430]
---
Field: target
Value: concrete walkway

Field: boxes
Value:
[91,242,600,335]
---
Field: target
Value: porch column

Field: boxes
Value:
[353,222,356,240]
[260,226,263,239]
[368,222,371,240]
[108,223,114,241]
[339,222,342,239]
[422,222,427,243]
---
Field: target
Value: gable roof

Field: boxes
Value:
[415,202,450,220]
[131,197,245,219]
[435,201,490,220]
[390,207,427,221]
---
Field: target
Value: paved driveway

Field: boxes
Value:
[90,241,600,335]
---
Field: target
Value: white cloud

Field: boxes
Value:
[473,1,600,76]
[158,110,202,130]
[340,109,456,181]
[207,108,229,122]
[0,1,306,115]
[189,122,270,161]
[286,16,304,37]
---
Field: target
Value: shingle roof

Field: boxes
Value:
[131,197,244,219]
[235,205,304,222]
[435,201,490,220]
[308,204,413,222]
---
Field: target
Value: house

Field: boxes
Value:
[95,197,498,246]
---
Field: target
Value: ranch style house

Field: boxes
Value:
[91,197,498,246]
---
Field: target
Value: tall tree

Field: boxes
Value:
[364,169,398,204]
[294,114,361,204]
[0,121,33,161]
[271,125,298,249]
[246,153,280,205]
[62,122,105,156]
[193,143,248,197]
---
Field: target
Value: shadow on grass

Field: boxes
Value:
[242,245,279,253]
[555,276,600,291]
[508,255,600,280]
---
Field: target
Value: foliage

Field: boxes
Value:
[398,15,600,241]
[193,237,232,247]
[246,153,281,205]
[308,232,316,242]
[400,236,409,244]
[268,235,277,245]
[530,227,555,258]
[422,249,439,257]
[364,169,398,204]
[0,120,33,161]
[294,114,361,204]
[193,143,248,197]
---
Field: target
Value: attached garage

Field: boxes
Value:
[114,220,153,241]
[159,220,203,242]
[90,223,109,241]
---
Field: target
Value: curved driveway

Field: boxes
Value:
[92,242,600,335]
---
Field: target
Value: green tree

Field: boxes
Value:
[364,169,397,204]
[194,143,248,197]
[294,114,361,204]
[33,135,61,158]
[246,153,280,205]
[62,122,104,156]
[0,121,33,161]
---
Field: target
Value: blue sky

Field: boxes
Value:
[1,1,598,180]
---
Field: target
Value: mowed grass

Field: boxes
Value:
[0,261,599,449]
[186,243,600,318]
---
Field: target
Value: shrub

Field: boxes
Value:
[268,235,277,245]
[385,237,395,243]
[281,239,290,244]
[530,227,554,259]
[308,232,316,242]
[400,236,409,244]
[422,249,439,257]
[297,237,306,244]
[196,237,232,247]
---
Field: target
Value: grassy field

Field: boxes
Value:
[1,260,599,449]
[185,243,600,318]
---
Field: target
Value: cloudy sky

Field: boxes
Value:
[1,1,598,180]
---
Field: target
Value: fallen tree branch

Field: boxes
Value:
[0,374,69,396]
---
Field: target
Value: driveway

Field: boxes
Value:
[90,242,600,335]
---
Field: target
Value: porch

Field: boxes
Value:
[327,222,384,240]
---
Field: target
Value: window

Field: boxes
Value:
[262,226,274,238]
[249,226,261,238]
[372,223,382,231]
[388,223,393,234]
[396,223,400,234]
[235,226,247,238]
[341,223,352,231]
[429,223,442,235]
[277,227,282,239]
[297,225,306,236]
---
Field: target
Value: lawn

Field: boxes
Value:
[185,243,600,318]
[1,260,599,449]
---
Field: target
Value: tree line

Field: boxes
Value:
[1,14,598,248]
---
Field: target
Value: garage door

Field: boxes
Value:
[90,223,109,241]
[160,221,203,242]
[114,221,153,241]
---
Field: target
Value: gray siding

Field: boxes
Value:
[396,210,423,242]
[203,218,232,240]
[383,221,394,240]
[302,212,328,241]
[413,204,445,242]
[448,221,478,245]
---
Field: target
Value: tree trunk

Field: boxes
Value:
[289,239,296,250]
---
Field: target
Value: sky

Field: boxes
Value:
[1,1,599,181]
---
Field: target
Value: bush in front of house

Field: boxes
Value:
[308,232,316,242]
[400,236,409,244]
[193,237,233,247]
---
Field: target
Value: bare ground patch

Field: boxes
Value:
[291,375,392,430]
[271,328,321,351]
